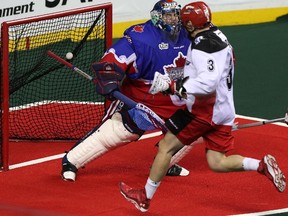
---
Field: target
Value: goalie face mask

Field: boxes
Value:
[150,0,181,37]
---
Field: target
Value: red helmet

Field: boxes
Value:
[181,1,212,29]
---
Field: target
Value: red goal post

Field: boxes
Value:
[0,3,112,170]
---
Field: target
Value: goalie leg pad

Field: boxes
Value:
[67,112,140,168]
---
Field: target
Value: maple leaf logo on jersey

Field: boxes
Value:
[132,25,144,33]
[164,52,186,81]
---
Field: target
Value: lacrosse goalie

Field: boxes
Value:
[61,0,202,182]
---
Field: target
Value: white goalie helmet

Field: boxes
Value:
[150,0,181,36]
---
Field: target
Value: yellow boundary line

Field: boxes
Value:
[113,7,288,38]
[8,27,104,52]
[7,7,288,50]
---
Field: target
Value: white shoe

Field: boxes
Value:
[166,164,190,176]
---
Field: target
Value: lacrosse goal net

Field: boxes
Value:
[0,3,112,170]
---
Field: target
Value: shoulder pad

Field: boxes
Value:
[193,30,228,53]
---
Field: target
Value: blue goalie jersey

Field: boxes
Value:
[100,20,190,120]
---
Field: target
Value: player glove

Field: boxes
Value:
[149,72,188,97]
[92,62,125,100]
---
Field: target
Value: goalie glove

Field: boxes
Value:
[92,62,125,100]
[149,72,189,97]
[149,72,171,94]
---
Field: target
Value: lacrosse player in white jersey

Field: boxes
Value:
[119,1,286,212]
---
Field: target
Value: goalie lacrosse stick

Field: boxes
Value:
[47,50,167,132]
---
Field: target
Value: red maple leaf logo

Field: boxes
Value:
[164,52,186,71]
[132,25,144,33]
[174,53,186,67]
[164,52,187,80]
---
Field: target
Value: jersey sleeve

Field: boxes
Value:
[99,36,137,76]
[99,23,153,80]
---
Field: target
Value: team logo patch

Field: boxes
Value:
[124,35,132,44]
[194,36,204,45]
[159,42,169,50]
[132,25,144,33]
[164,52,186,80]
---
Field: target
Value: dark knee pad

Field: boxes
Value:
[165,109,194,135]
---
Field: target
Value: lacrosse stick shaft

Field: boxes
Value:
[234,117,285,130]
[47,51,93,81]
[47,51,137,108]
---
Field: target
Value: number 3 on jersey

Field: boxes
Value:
[207,59,214,72]
[226,57,233,91]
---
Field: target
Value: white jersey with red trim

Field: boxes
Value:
[183,26,236,126]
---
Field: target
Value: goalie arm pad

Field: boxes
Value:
[91,62,125,99]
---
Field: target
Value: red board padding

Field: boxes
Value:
[1,119,288,215]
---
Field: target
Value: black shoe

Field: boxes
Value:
[61,154,78,181]
[166,164,189,176]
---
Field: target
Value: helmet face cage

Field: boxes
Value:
[151,0,181,35]
[181,1,212,29]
